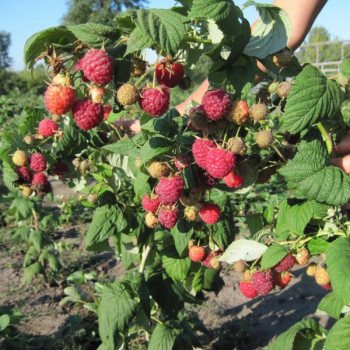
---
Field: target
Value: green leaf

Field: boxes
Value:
[267,319,323,350]
[11,197,34,219]
[261,244,287,270]
[326,238,350,305]
[171,219,193,256]
[278,139,350,206]
[3,162,18,193]
[125,27,153,56]
[24,26,77,70]
[85,206,125,251]
[67,23,121,47]
[187,0,232,21]
[243,2,291,59]
[98,282,138,347]
[192,265,205,293]
[148,323,176,350]
[317,292,345,319]
[18,107,45,136]
[22,262,41,285]
[324,315,350,350]
[30,231,43,252]
[162,249,191,282]
[103,138,138,155]
[139,137,172,166]
[245,215,263,236]
[340,58,350,78]
[127,9,187,55]
[219,239,267,263]
[0,314,10,331]
[133,172,150,200]
[307,238,329,255]
[56,124,87,158]
[282,65,341,134]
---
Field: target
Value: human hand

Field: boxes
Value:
[331,131,350,173]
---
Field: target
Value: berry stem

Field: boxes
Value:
[316,122,333,155]
[235,125,242,137]
[271,144,287,163]
[139,235,154,273]
[151,315,163,325]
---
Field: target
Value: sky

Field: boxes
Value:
[1,0,349,71]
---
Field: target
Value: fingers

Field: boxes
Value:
[334,131,350,154]
[331,154,350,174]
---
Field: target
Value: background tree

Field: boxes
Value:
[0,31,12,70]
[62,0,147,26]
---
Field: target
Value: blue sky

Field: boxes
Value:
[1,0,349,71]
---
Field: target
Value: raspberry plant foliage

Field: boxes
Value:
[0,0,349,348]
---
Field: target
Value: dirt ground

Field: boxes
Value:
[0,181,333,349]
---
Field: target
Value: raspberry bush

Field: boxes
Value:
[1,0,350,349]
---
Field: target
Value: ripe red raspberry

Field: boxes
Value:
[156,59,185,88]
[205,148,235,178]
[44,85,76,115]
[274,271,291,288]
[75,57,89,82]
[197,168,217,189]
[155,176,184,205]
[103,105,112,120]
[226,100,249,124]
[52,162,69,178]
[192,138,215,169]
[189,246,206,262]
[72,99,104,130]
[81,49,114,85]
[139,85,170,117]
[30,153,46,172]
[142,194,160,213]
[15,166,32,183]
[252,270,275,295]
[31,172,48,185]
[223,171,244,188]
[38,119,58,137]
[158,206,179,229]
[199,202,221,225]
[202,249,223,268]
[239,281,259,298]
[274,253,296,272]
[202,89,231,120]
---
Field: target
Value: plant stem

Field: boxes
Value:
[317,122,333,155]
[32,209,39,231]
[151,315,163,325]
[139,236,154,274]
[272,144,287,163]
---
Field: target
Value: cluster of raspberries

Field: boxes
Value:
[188,245,223,270]
[239,253,297,299]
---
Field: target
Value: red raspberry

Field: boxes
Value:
[52,162,69,178]
[75,57,89,82]
[158,206,179,229]
[30,153,46,172]
[31,172,48,185]
[189,246,207,262]
[155,176,184,205]
[320,282,333,290]
[72,99,104,130]
[44,85,76,115]
[202,249,223,268]
[38,119,58,137]
[15,166,32,183]
[192,138,215,169]
[202,89,231,120]
[274,271,291,288]
[239,281,259,298]
[197,168,217,189]
[142,194,160,213]
[81,49,114,85]
[199,202,221,225]
[139,85,170,117]
[274,253,296,272]
[223,171,244,188]
[226,100,250,124]
[104,105,112,120]
[205,148,235,178]
[252,270,275,295]
[156,59,185,88]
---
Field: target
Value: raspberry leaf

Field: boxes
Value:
[171,219,194,256]
[282,65,341,134]
[192,265,205,293]
[56,125,87,157]
[261,244,287,271]
[67,23,121,47]
[326,238,350,305]
[278,139,350,206]
[307,238,329,255]
[317,293,345,320]
[340,58,350,78]
[218,239,267,264]
[161,248,191,282]
[188,0,231,21]
[324,316,350,350]
[243,2,291,59]
[139,137,172,166]
[125,27,154,56]
[148,323,176,350]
